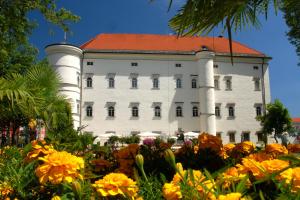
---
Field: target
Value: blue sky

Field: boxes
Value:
[29,0,300,117]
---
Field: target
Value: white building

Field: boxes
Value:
[45,33,271,144]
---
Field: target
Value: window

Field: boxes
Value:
[153,78,159,89]
[228,106,235,117]
[214,79,219,90]
[254,79,261,91]
[77,76,80,87]
[257,132,263,142]
[229,132,236,143]
[226,79,232,90]
[108,77,115,88]
[256,106,262,117]
[215,106,221,117]
[253,66,259,70]
[191,79,197,88]
[77,104,80,114]
[87,61,93,66]
[86,106,93,117]
[214,64,219,69]
[131,62,138,66]
[176,78,182,88]
[192,106,198,117]
[132,106,139,117]
[108,106,115,117]
[216,132,222,139]
[132,77,138,88]
[176,106,183,117]
[154,106,161,117]
[175,63,182,67]
[242,132,250,141]
[87,77,93,88]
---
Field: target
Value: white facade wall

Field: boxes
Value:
[80,53,271,144]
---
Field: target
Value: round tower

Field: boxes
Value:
[45,44,83,129]
[196,51,216,135]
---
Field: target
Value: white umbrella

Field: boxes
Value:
[97,133,121,138]
[137,131,160,137]
[184,132,199,138]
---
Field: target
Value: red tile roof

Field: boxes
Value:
[293,118,300,123]
[80,34,265,56]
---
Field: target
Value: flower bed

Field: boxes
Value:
[0,133,299,199]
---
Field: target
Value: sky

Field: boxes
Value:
[28,0,300,117]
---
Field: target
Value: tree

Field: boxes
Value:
[258,99,292,144]
[168,0,300,65]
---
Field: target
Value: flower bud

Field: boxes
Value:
[135,154,144,170]
[72,180,82,197]
[164,149,176,169]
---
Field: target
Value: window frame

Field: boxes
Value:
[256,106,262,117]
[192,106,199,117]
[132,106,139,117]
[229,132,236,143]
[153,78,159,89]
[215,106,221,117]
[225,79,232,90]
[108,77,115,88]
[86,106,93,117]
[108,106,115,117]
[254,79,261,91]
[228,106,235,117]
[176,78,182,88]
[191,79,197,88]
[154,106,161,117]
[131,77,138,89]
[176,106,183,117]
[86,77,93,88]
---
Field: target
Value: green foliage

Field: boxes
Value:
[138,175,164,200]
[258,99,292,143]
[282,0,300,66]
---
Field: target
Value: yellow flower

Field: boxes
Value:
[198,132,223,152]
[278,167,300,193]
[26,140,55,162]
[265,143,288,157]
[163,182,182,200]
[261,159,289,174]
[51,196,61,200]
[194,145,199,154]
[35,151,84,185]
[0,182,13,197]
[218,192,243,200]
[219,143,235,159]
[247,152,272,162]
[221,167,248,188]
[92,173,138,198]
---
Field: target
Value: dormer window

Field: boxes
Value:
[175,63,182,67]
[131,62,138,66]
[87,61,93,66]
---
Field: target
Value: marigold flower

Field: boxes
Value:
[278,167,300,193]
[287,144,300,153]
[163,182,182,200]
[233,141,255,155]
[35,151,84,185]
[221,167,248,188]
[265,143,288,157]
[26,140,55,162]
[51,196,61,200]
[218,192,243,200]
[0,182,13,197]
[247,152,273,162]
[114,144,139,177]
[92,173,138,198]
[219,143,235,159]
[198,133,222,152]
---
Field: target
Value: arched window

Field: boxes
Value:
[226,79,232,90]
[108,106,115,117]
[176,106,182,117]
[176,78,182,88]
[215,106,220,117]
[87,77,93,88]
[132,78,138,88]
[214,79,219,89]
[132,106,139,117]
[192,106,198,117]
[109,77,115,88]
[154,106,161,117]
[228,106,235,117]
[191,79,197,88]
[256,106,262,116]
[153,78,159,89]
[86,106,93,117]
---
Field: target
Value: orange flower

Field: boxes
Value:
[35,151,84,185]
[218,192,244,200]
[265,143,288,157]
[233,141,255,155]
[114,144,139,177]
[247,152,273,162]
[198,133,222,152]
[287,144,300,153]
[0,182,13,197]
[26,140,55,162]
[221,167,248,188]
[219,143,235,159]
